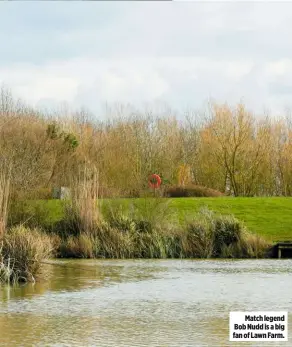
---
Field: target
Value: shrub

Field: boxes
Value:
[164,184,224,198]
[0,226,54,283]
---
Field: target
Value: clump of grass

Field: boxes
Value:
[131,226,182,258]
[108,211,138,233]
[0,225,54,284]
[213,214,242,256]
[58,233,95,259]
[93,222,134,258]
[184,208,270,258]
[234,232,271,258]
[184,218,214,258]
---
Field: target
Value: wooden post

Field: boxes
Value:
[278,246,281,259]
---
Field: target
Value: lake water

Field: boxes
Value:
[0,259,291,346]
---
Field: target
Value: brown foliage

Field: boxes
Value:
[1,88,292,197]
[164,185,224,198]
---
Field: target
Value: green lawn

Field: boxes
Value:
[14,197,292,242]
[167,197,292,242]
[101,197,292,242]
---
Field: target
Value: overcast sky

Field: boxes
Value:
[1,2,292,116]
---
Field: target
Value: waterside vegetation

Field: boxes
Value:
[1,87,290,283]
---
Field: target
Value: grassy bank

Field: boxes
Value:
[9,197,292,241]
[53,208,270,260]
[2,197,277,283]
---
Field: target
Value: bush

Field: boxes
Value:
[0,226,54,283]
[164,184,224,198]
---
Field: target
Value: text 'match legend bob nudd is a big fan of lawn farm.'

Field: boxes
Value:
[230,311,288,342]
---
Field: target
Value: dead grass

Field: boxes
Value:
[0,225,54,283]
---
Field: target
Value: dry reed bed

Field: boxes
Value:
[0,226,53,284]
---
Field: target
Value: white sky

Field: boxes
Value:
[1,2,292,116]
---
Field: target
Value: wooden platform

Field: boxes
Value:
[274,241,292,259]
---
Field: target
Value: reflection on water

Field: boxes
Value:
[0,259,292,346]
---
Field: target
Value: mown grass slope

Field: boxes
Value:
[167,197,292,241]
[102,197,292,242]
[10,197,292,242]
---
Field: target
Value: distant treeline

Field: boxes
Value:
[1,87,292,198]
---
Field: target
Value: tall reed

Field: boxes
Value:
[63,164,100,235]
[0,160,11,238]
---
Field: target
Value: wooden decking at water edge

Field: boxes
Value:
[274,241,292,259]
